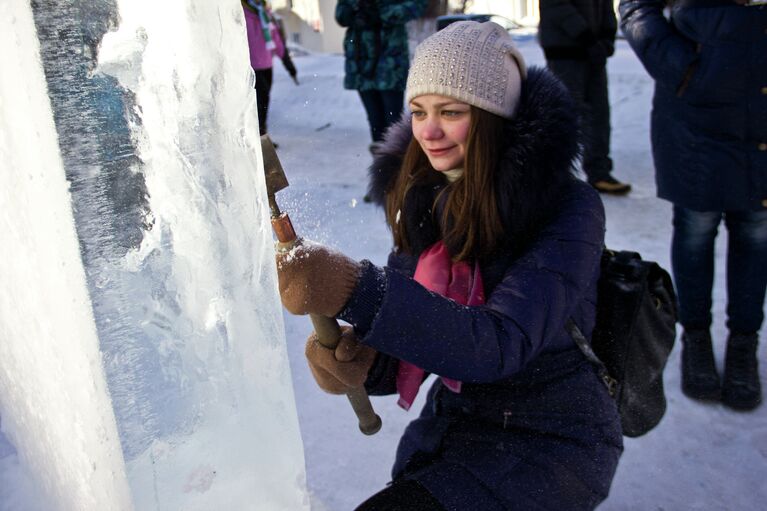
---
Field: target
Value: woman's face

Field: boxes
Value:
[409,95,471,172]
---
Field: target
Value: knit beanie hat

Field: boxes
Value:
[406,21,527,119]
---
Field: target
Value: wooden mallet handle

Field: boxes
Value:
[309,314,382,435]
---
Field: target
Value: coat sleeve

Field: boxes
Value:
[601,0,618,43]
[360,249,417,395]
[335,0,358,27]
[619,0,698,90]
[378,0,427,27]
[360,184,605,384]
[539,0,591,39]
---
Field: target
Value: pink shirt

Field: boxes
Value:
[243,6,285,70]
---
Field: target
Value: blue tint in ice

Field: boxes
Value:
[1,1,307,510]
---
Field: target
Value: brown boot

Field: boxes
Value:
[589,175,632,195]
[722,332,762,411]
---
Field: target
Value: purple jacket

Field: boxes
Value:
[242,4,285,70]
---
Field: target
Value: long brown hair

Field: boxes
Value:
[385,106,507,262]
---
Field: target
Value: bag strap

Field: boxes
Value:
[565,318,618,397]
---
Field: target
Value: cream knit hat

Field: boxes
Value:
[406,21,527,119]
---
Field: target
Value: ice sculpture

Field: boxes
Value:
[0,1,308,510]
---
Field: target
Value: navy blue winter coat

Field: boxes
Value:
[339,68,623,510]
[620,0,767,212]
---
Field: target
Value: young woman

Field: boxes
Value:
[277,21,623,510]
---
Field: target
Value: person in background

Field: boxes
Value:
[538,0,632,195]
[242,0,297,137]
[620,0,766,411]
[335,0,427,154]
[276,21,622,510]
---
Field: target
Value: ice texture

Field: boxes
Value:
[0,2,133,509]
[1,0,308,509]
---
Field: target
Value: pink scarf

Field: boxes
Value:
[396,241,485,410]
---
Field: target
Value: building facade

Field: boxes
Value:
[271,0,540,55]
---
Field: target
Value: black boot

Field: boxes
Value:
[681,329,721,401]
[722,332,762,411]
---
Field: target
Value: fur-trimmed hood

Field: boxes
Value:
[367,66,581,259]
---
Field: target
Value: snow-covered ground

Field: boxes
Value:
[267,36,767,510]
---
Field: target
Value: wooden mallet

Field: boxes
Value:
[261,135,382,435]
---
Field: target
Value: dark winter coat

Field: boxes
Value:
[538,0,618,60]
[620,0,767,211]
[340,67,623,510]
[335,0,427,91]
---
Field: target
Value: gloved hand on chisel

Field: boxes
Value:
[305,326,377,394]
[275,240,362,317]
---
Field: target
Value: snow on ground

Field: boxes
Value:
[267,36,767,510]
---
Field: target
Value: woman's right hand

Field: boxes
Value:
[275,241,361,318]
[305,326,377,394]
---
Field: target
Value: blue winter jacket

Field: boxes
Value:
[620,0,767,212]
[339,68,623,510]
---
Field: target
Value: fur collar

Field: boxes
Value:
[367,66,580,259]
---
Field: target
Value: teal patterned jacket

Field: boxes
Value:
[335,0,427,91]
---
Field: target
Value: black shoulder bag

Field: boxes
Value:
[567,249,678,438]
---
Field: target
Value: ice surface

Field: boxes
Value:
[0,2,132,509]
[1,0,308,510]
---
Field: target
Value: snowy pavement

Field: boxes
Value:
[267,37,767,511]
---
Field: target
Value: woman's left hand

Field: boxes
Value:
[275,241,361,317]
[305,326,377,394]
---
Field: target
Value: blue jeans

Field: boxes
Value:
[672,206,767,333]
[358,89,405,142]
[546,59,612,182]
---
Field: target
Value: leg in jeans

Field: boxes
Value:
[546,60,587,140]
[582,62,612,182]
[673,205,724,400]
[724,210,767,334]
[254,67,273,136]
[547,59,609,182]
[547,59,622,188]
[672,205,723,331]
[721,209,767,409]
[379,89,405,140]
[358,89,386,142]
